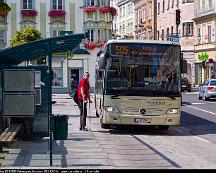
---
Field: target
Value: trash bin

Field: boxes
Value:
[53,114,68,140]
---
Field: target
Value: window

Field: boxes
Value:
[157,2,160,15]
[161,29,164,40]
[166,27,170,41]
[0,30,6,43]
[162,1,165,13]
[176,0,179,7]
[148,5,152,20]
[171,26,174,35]
[23,0,33,9]
[208,25,211,42]
[52,0,63,10]
[209,0,213,8]
[157,30,160,40]
[182,22,194,36]
[167,0,170,10]
[171,0,174,8]
[86,29,94,42]
[202,0,205,10]
[143,6,146,21]
[182,0,194,3]
[52,68,63,87]
[86,0,94,6]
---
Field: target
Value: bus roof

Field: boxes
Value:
[107,39,180,46]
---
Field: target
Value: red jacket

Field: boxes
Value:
[78,78,90,100]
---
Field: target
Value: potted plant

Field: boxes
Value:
[109,7,117,16]
[83,6,97,13]
[0,2,11,17]
[83,41,97,50]
[99,6,110,13]
[21,9,38,17]
[48,9,66,17]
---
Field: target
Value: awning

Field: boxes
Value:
[0,33,85,65]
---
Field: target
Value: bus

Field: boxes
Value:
[94,39,182,130]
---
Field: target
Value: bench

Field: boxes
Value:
[0,123,22,144]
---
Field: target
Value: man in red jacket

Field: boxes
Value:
[77,72,92,131]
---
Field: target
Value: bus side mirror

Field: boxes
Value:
[181,59,187,74]
[98,53,107,69]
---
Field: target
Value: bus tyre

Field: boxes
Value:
[159,125,169,130]
[101,123,110,129]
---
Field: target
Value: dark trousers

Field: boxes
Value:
[78,100,87,129]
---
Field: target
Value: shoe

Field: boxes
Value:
[79,128,82,131]
[83,128,89,131]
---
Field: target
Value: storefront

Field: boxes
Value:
[195,62,216,85]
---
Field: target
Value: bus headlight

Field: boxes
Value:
[168,108,179,114]
[105,107,119,113]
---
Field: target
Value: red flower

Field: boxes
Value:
[0,11,8,17]
[48,9,66,17]
[99,6,110,13]
[83,6,97,13]
[21,9,38,17]
[83,41,97,50]
[110,7,117,16]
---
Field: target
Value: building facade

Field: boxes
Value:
[0,0,114,93]
[157,0,196,86]
[113,0,134,39]
[194,0,216,84]
[132,0,154,40]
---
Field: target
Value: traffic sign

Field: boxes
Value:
[170,34,179,42]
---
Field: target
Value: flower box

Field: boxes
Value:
[48,9,66,17]
[110,7,117,16]
[0,2,11,17]
[83,41,97,50]
[0,11,8,17]
[21,9,38,17]
[99,6,110,13]
[83,6,97,13]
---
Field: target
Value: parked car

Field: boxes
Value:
[198,79,216,100]
[181,77,191,92]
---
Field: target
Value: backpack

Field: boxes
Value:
[71,88,78,104]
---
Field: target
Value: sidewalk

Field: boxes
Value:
[1,94,114,169]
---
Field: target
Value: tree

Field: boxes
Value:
[9,26,45,64]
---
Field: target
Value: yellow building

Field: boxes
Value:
[194,0,216,84]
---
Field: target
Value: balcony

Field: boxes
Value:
[194,7,215,19]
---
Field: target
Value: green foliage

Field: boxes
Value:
[0,2,11,12]
[198,52,209,61]
[10,26,42,46]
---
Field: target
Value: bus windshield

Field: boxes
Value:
[104,43,181,96]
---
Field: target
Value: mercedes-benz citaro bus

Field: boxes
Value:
[95,39,182,130]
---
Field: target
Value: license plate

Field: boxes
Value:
[182,85,186,87]
[134,118,152,124]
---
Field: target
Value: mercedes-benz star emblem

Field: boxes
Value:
[139,109,146,115]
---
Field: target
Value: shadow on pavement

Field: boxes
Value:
[92,111,216,137]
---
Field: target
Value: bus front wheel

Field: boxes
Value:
[101,123,110,129]
[159,125,169,130]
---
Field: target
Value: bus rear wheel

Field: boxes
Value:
[101,123,110,129]
[159,125,169,130]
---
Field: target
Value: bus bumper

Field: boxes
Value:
[101,113,180,126]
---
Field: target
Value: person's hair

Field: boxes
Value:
[84,72,90,76]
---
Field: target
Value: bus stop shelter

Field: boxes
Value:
[0,33,85,166]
